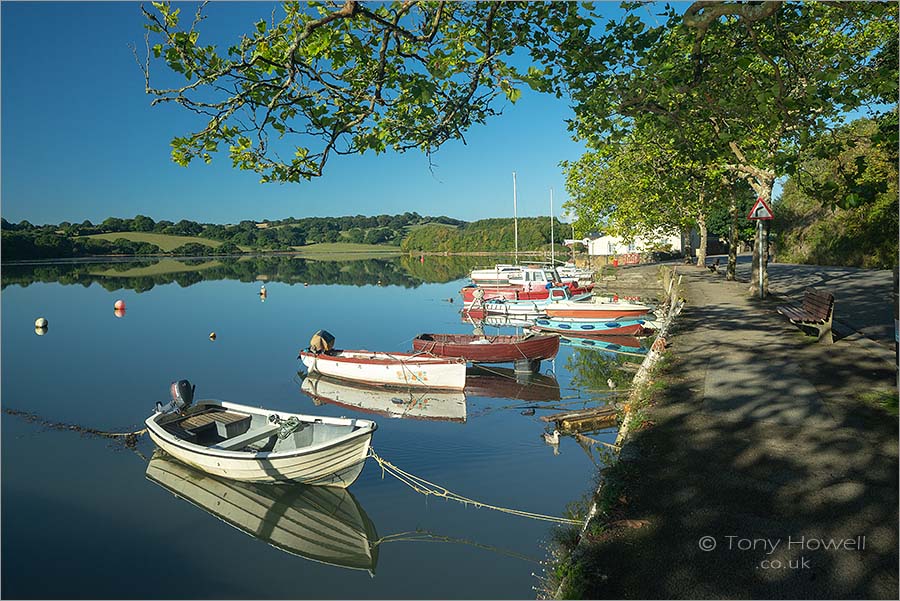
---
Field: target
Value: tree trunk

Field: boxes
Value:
[749,190,771,298]
[695,212,708,267]
[727,191,738,280]
[682,228,693,264]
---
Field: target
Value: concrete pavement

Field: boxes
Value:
[577,262,898,599]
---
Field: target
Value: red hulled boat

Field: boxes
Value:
[412,333,559,364]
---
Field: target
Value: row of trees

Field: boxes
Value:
[401,217,569,254]
[140,2,897,291]
[0,212,467,259]
[558,2,897,286]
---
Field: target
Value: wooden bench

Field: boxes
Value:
[776,288,835,344]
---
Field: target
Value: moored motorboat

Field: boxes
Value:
[146,450,380,572]
[459,280,593,304]
[543,296,655,320]
[470,264,522,286]
[145,380,376,487]
[529,317,648,336]
[301,375,467,422]
[412,332,559,364]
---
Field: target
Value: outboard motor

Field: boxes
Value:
[155,379,195,414]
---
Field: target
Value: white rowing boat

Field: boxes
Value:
[299,349,467,390]
[145,380,376,487]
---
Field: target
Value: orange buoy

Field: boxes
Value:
[114,299,126,311]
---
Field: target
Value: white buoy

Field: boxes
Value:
[209,332,217,340]
[35,317,48,328]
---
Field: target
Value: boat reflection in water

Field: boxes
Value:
[558,334,648,356]
[463,366,561,402]
[300,375,467,423]
[146,451,379,573]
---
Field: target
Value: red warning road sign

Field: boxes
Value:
[748,197,774,220]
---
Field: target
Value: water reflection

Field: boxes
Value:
[1,255,507,292]
[146,450,380,573]
[464,366,561,402]
[558,334,648,356]
[300,375,467,422]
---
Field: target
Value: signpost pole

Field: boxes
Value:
[758,219,764,299]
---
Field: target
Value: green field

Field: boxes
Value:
[289,242,401,255]
[88,258,222,277]
[81,232,222,251]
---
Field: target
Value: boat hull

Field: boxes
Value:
[530,317,647,336]
[460,283,593,304]
[300,350,467,390]
[145,400,376,487]
[412,333,559,363]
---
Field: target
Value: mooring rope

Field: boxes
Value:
[368,449,581,525]
[3,408,147,444]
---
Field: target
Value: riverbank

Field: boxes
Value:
[550,263,898,599]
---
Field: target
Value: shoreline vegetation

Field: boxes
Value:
[0,214,576,262]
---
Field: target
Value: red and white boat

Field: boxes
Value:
[299,349,467,390]
[543,297,654,320]
[460,280,593,304]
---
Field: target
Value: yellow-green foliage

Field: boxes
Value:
[81,232,221,252]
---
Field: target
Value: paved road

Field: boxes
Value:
[578,264,898,599]
[711,253,897,349]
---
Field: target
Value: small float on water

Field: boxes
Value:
[145,380,376,487]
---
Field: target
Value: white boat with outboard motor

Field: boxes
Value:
[145,380,376,487]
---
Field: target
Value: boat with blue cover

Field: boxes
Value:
[530,317,648,336]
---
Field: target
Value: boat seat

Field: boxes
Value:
[210,423,280,451]
[177,409,252,439]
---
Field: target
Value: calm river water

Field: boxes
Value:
[1,256,649,599]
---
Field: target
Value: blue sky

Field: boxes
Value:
[2,1,644,226]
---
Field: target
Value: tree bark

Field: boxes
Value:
[727,190,738,281]
[696,211,708,267]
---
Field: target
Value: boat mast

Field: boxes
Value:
[512,171,519,263]
[550,187,555,266]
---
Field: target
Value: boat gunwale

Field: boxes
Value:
[146,399,376,461]
[300,349,466,367]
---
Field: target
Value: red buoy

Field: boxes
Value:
[114,299,126,311]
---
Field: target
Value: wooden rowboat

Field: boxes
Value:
[412,333,559,364]
[145,382,376,487]
[146,451,379,572]
[299,349,467,390]
[530,317,648,336]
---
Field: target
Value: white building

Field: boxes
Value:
[585,231,683,257]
